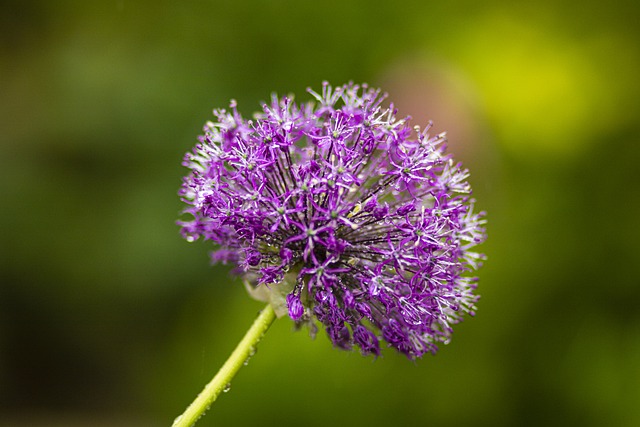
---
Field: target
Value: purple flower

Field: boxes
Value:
[179,82,486,359]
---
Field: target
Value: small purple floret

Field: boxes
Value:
[286,293,304,321]
[179,82,486,359]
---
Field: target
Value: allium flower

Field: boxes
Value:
[179,82,486,359]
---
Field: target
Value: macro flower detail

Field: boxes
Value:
[179,82,486,359]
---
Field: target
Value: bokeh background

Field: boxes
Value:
[1,1,639,426]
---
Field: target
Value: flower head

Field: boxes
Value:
[179,82,486,359]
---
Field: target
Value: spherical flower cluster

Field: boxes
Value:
[179,82,486,359]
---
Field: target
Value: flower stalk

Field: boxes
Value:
[172,304,276,427]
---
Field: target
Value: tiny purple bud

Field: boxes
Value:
[343,290,355,309]
[372,203,390,220]
[354,325,380,356]
[286,293,304,321]
[279,247,293,265]
[245,249,262,267]
[364,195,378,212]
[397,202,416,216]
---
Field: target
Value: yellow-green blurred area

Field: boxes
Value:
[1,0,639,425]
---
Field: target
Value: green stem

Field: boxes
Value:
[172,304,277,427]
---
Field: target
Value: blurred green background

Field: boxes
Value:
[1,1,639,426]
